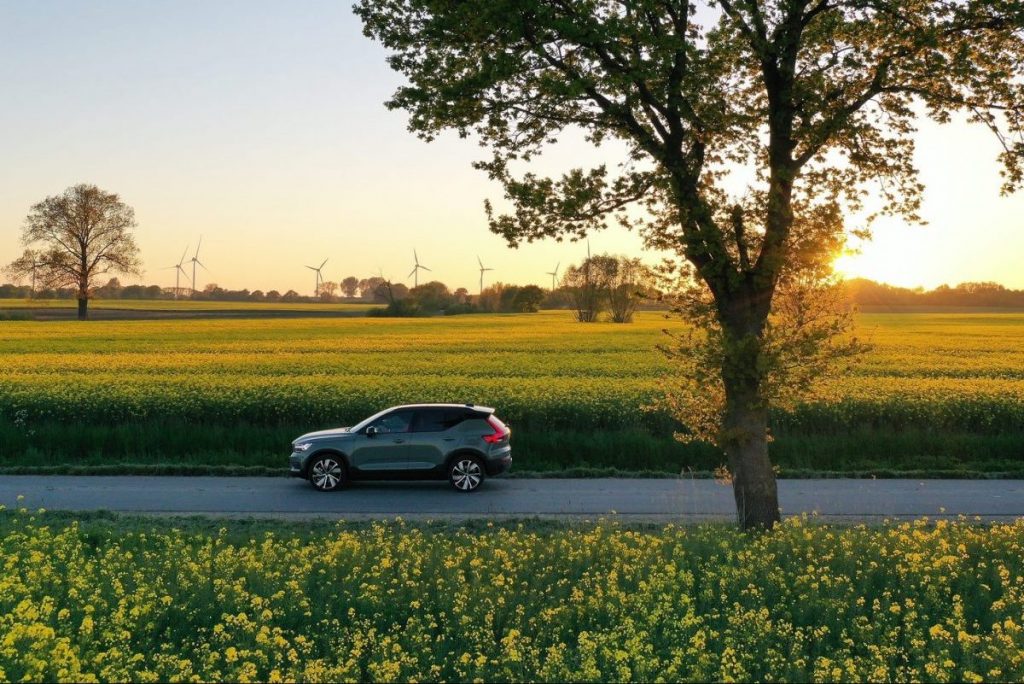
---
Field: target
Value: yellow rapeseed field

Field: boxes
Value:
[0,311,1021,472]
[0,509,1021,682]
[1,311,1021,421]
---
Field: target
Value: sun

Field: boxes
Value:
[831,251,859,280]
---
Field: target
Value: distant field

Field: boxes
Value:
[0,311,1021,475]
[0,298,379,312]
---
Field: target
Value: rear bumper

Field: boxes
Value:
[486,452,512,476]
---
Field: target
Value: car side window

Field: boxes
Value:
[368,410,413,434]
[413,409,470,433]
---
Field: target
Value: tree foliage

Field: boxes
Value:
[341,276,361,298]
[654,206,867,445]
[357,0,1024,527]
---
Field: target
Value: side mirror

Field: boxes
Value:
[365,426,379,437]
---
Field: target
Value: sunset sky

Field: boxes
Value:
[1,0,1022,294]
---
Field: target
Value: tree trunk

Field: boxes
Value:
[718,310,780,530]
[721,380,780,529]
[77,297,88,321]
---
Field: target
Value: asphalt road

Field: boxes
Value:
[1,476,1022,521]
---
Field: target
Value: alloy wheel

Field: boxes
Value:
[310,457,343,491]
[451,458,483,491]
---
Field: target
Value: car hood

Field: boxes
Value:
[293,427,352,443]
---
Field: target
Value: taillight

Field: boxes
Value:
[482,416,510,444]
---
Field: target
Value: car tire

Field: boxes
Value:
[308,455,346,492]
[448,456,485,492]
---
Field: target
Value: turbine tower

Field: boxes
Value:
[162,244,190,299]
[305,258,328,297]
[546,262,560,291]
[188,237,207,296]
[477,255,493,294]
[408,249,430,288]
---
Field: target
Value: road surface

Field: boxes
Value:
[1,476,1022,521]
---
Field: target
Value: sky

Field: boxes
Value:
[1,0,1022,294]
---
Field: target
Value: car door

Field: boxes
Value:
[348,409,415,471]
[404,408,461,470]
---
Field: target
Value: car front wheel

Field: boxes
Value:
[449,457,485,492]
[309,455,345,492]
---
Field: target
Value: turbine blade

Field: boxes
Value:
[194,235,203,258]
[179,245,190,265]
[477,255,483,268]
[320,258,328,269]
[414,249,419,264]
[305,265,317,270]
[196,260,208,271]
[420,265,431,272]
[408,267,417,279]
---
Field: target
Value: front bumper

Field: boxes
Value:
[289,452,308,477]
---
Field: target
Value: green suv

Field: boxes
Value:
[289,404,512,492]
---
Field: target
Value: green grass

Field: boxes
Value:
[0,510,1022,681]
[2,420,1020,477]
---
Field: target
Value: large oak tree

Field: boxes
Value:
[7,184,142,320]
[357,0,1024,527]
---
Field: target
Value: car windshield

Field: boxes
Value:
[351,408,394,432]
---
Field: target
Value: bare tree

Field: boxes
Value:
[607,256,655,323]
[6,184,142,320]
[320,281,339,300]
[562,255,617,322]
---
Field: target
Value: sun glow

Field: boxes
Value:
[831,217,963,290]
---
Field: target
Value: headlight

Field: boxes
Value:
[293,442,313,452]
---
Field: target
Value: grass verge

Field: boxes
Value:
[1,419,1021,477]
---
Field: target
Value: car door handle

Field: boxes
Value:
[392,439,405,444]
[443,438,456,442]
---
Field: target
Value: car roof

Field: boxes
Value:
[391,403,495,413]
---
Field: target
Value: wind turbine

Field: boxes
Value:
[162,244,190,299]
[477,255,493,294]
[408,249,430,288]
[188,236,207,296]
[546,262,560,291]
[305,258,328,297]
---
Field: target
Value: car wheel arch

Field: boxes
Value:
[444,449,486,469]
[304,449,351,477]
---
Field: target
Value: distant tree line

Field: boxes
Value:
[6,274,1024,311]
[371,281,548,317]
[845,279,1024,309]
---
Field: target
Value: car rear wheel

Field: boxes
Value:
[449,457,485,492]
[309,456,345,492]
